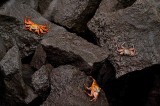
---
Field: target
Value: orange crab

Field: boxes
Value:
[117,42,136,56]
[24,16,49,35]
[84,76,101,101]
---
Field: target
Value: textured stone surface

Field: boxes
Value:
[0,36,6,61]
[0,46,26,103]
[0,46,21,76]
[41,31,109,68]
[38,0,102,32]
[32,64,53,93]
[42,65,109,106]
[0,0,66,57]
[22,64,35,87]
[30,45,46,70]
[88,0,160,77]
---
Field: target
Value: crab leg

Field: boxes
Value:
[35,29,40,35]
[121,42,126,49]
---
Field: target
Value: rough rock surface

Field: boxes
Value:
[0,46,38,105]
[0,36,6,61]
[30,45,46,70]
[38,0,102,32]
[22,64,35,87]
[42,65,109,106]
[0,46,21,77]
[0,0,65,57]
[0,14,40,57]
[41,31,109,70]
[0,0,108,72]
[88,0,160,77]
[0,46,26,103]
[32,64,53,94]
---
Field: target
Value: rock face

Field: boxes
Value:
[0,14,40,57]
[0,46,22,77]
[41,31,109,71]
[0,46,38,105]
[42,65,109,106]
[32,64,53,94]
[0,36,6,61]
[22,64,35,87]
[1,0,159,105]
[0,0,108,72]
[0,46,26,103]
[30,45,46,70]
[0,0,65,57]
[38,0,102,32]
[88,0,160,77]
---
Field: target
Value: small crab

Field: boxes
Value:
[84,76,101,102]
[117,42,136,56]
[24,16,49,35]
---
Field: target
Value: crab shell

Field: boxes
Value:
[118,48,136,56]
[84,77,101,101]
[24,17,49,35]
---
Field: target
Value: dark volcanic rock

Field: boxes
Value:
[88,0,160,77]
[0,0,66,57]
[22,64,35,87]
[0,36,6,61]
[30,45,46,70]
[0,46,21,77]
[32,64,53,94]
[42,65,109,106]
[18,0,39,10]
[0,0,8,7]
[0,67,5,104]
[106,64,160,106]
[0,46,37,105]
[0,14,40,57]
[41,31,109,71]
[38,0,102,32]
[91,59,116,90]
[0,46,26,103]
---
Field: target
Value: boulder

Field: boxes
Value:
[32,64,53,94]
[38,0,102,32]
[22,64,35,87]
[0,46,38,104]
[0,46,22,77]
[0,46,26,103]
[30,45,47,70]
[88,0,160,77]
[42,65,109,106]
[0,0,66,57]
[0,14,40,57]
[41,31,109,72]
[0,36,6,61]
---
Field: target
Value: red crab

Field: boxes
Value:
[24,16,49,35]
[84,77,101,101]
[117,42,136,56]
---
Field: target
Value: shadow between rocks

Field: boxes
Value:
[89,58,160,106]
[115,0,137,10]
[105,64,160,106]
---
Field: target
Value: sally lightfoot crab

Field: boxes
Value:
[24,16,49,35]
[117,42,136,56]
[84,76,101,101]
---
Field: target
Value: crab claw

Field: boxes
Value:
[24,16,28,24]
[24,16,34,25]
